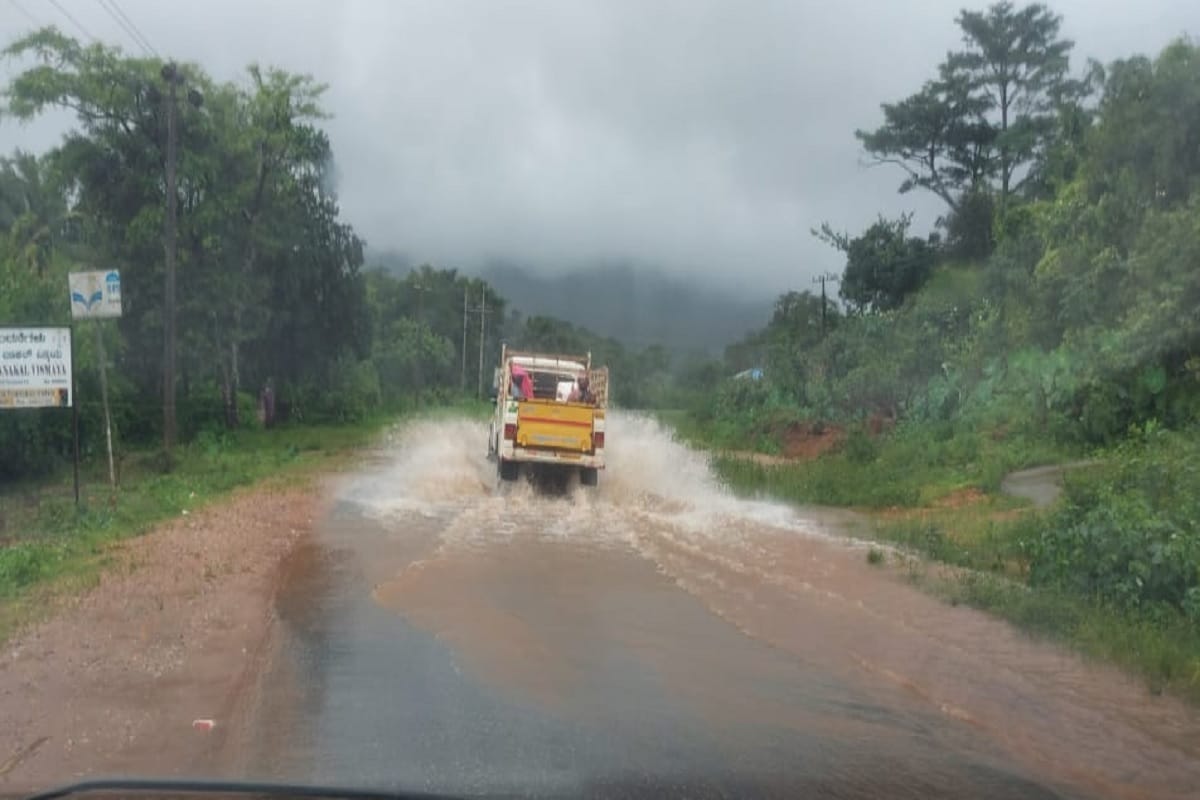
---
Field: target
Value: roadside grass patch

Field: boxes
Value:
[710,421,1074,509]
[0,413,403,639]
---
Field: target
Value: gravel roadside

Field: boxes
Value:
[0,480,327,793]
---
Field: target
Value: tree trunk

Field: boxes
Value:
[219,354,235,430]
[228,325,241,428]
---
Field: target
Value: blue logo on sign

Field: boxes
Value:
[72,288,103,310]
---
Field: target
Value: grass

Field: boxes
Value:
[710,421,1076,509]
[0,412,401,641]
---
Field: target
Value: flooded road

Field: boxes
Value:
[229,416,1200,799]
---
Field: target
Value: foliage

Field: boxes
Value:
[816,214,937,312]
[713,419,1070,509]
[1022,428,1200,619]
[857,1,1091,210]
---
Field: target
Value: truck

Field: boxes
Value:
[487,345,609,486]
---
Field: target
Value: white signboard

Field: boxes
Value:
[0,327,73,408]
[69,269,122,319]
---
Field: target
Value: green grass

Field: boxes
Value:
[0,412,402,640]
[711,422,1075,509]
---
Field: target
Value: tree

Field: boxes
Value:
[761,290,836,402]
[815,215,937,312]
[858,3,1087,212]
[945,2,1081,205]
[3,28,372,438]
[856,69,994,212]
[0,151,69,276]
[1084,40,1200,209]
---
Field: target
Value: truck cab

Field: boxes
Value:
[488,346,608,486]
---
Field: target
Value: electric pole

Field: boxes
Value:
[159,62,202,459]
[812,272,840,337]
[161,62,179,457]
[461,286,468,393]
[462,288,491,398]
[477,289,487,399]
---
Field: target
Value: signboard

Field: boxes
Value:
[0,327,73,408]
[69,269,122,319]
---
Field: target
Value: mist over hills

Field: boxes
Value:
[366,251,773,354]
[483,262,773,353]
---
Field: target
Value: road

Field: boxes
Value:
[224,415,1200,799]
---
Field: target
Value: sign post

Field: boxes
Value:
[72,326,80,505]
[69,270,123,488]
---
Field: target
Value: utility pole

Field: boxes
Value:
[812,272,840,337]
[158,63,202,459]
[461,286,468,393]
[161,62,179,457]
[463,287,490,398]
[477,289,487,399]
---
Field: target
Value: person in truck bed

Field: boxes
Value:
[510,363,535,399]
[569,374,594,404]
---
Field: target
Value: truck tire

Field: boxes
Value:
[498,459,520,482]
[580,467,599,487]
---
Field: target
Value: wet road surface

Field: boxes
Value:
[227,416,1200,799]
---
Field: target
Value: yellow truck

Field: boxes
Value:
[487,345,609,486]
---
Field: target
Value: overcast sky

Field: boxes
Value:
[1,1,1195,295]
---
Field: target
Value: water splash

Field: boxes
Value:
[350,412,1200,800]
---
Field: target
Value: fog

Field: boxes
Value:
[1,0,1194,294]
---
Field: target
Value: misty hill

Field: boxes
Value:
[482,263,772,354]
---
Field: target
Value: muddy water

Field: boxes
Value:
[243,415,1200,798]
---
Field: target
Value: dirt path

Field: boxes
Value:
[0,480,326,793]
[1000,461,1100,509]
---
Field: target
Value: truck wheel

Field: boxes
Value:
[580,467,599,487]
[498,459,520,482]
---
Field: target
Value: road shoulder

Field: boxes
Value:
[0,479,326,792]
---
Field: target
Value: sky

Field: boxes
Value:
[1,0,1196,296]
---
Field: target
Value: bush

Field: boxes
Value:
[1022,428,1200,618]
[295,359,382,423]
[843,425,879,464]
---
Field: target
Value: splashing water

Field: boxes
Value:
[343,412,1200,800]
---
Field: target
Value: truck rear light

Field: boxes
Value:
[593,431,604,449]
[503,423,517,441]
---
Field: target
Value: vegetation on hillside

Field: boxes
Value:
[685,3,1200,694]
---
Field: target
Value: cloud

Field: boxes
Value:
[1,0,1194,294]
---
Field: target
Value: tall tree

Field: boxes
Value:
[856,68,994,212]
[3,27,371,435]
[945,2,1078,204]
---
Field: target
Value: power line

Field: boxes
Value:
[93,0,146,55]
[95,0,158,57]
[108,0,158,56]
[9,0,40,27]
[47,0,96,42]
